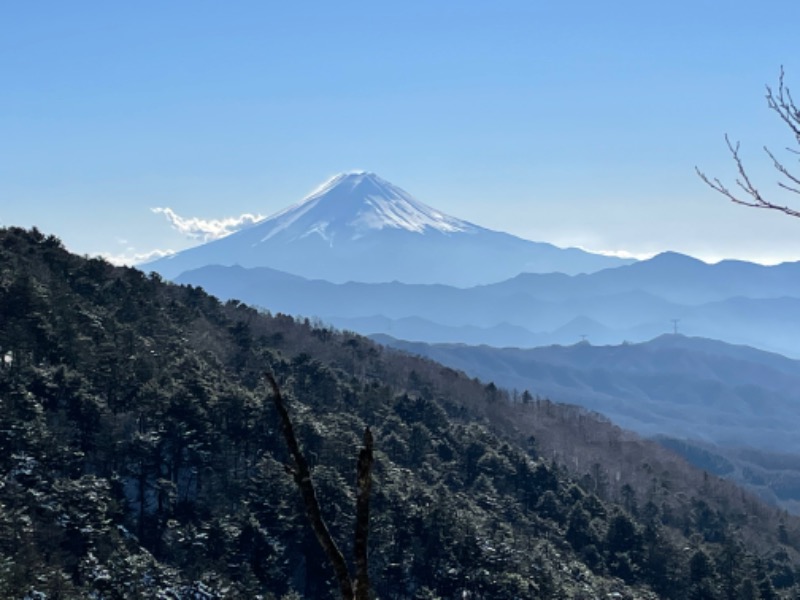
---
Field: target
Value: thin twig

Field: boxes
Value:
[696,68,800,218]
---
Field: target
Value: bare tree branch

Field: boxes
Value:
[765,146,800,192]
[697,68,800,218]
[767,67,800,143]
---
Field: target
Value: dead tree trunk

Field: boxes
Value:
[354,427,373,600]
[266,373,373,600]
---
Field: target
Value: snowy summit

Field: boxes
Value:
[259,171,475,245]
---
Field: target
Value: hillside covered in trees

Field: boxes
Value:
[2,226,800,599]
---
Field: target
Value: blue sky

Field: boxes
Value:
[2,1,800,265]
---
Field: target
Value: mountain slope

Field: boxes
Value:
[376,334,800,452]
[147,171,632,285]
[376,332,800,511]
[4,227,800,598]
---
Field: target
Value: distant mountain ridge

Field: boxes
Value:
[175,253,800,357]
[481,251,800,304]
[147,171,632,285]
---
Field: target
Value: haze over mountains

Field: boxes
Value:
[174,255,800,358]
[148,171,631,285]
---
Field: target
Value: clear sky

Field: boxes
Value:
[2,1,800,266]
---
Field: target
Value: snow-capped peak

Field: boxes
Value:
[145,170,635,284]
[257,171,476,244]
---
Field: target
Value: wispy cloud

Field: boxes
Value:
[152,207,265,242]
[590,248,655,261]
[93,207,265,268]
[97,247,175,267]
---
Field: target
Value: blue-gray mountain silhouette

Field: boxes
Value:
[147,171,631,285]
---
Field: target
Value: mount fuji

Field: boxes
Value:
[147,171,633,286]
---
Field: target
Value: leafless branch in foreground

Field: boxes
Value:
[697,67,800,218]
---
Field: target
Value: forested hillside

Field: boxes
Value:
[2,227,800,599]
[374,333,800,513]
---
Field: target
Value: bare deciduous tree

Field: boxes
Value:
[697,68,800,217]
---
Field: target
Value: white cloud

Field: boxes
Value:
[97,248,176,267]
[589,248,656,261]
[91,207,265,268]
[152,207,265,242]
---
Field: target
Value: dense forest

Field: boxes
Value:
[2,226,800,599]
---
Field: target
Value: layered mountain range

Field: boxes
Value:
[173,255,800,358]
